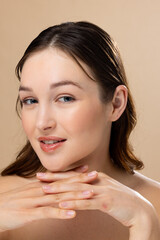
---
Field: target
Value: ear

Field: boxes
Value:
[110,85,128,122]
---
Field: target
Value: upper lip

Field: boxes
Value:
[38,136,67,142]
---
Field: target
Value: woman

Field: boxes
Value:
[0,21,160,240]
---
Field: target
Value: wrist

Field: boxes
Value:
[130,203,160,240]
[147,208,160,240]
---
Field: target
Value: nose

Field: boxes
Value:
[36,105,56,132]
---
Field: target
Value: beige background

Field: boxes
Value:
[0,0,160,181]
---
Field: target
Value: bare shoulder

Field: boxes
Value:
[133,171,160,197]
[0,175,34,193]
[133,171,160,219]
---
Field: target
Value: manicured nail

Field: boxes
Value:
[66,211,75,217]
[36,172,46,177]
[42,185,51,191]
[82,190,92,196]
[79,165,88,171]
[60,202,68,207]
[88,171,97,177]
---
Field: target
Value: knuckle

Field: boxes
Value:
[73,183,82,190]
[72,201,77,208]
[57,208,65,219]
[52,183,61,192]
[41,194,60,205]
[53,194,61,202]
[71,173,85,183]
[85,200,91,208]
[75,191,81,198]
[41,194,51,204]
[76,173,85,182]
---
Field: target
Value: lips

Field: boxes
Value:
[38,136,67,153]
[38,136,67,142]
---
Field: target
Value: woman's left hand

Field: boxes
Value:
[37,170,160,240]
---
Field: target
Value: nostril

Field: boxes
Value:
[43,126,53,131]
[37,119,56,131]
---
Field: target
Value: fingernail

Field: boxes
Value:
[88,171,97,177]
[42,185,51,191]
[60,202,68,207]
[79,165,88,171]
[82,190,92,196]
[37,172,46,177]
[66,211,75,217]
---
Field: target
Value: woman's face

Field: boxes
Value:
[19,48,112,172]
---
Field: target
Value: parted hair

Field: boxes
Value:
[1,21,144,178]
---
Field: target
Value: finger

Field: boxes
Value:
[26,190,94,208]
[11,181,48,198]
[36,165,89,182]
[59,199,97,211]
[57,171,98,184]
[71,165,89,173]
[58,192,114,211]
[42,172,98,193]
[25,207,76,221]
[59,193,132,226]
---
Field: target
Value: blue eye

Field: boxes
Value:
[21,98,37,105]
[58,96,75,103]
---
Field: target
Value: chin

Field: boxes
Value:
[38,156,72,172]
[35,145,94,172]
[40,161,66,172]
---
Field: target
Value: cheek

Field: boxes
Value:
[21,112,34,137]
[60,102,106,138]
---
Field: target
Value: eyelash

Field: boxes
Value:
[20,96,75,106]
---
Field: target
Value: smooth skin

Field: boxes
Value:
[0,168,160,240]
[39,170,160,240]
[0,166,92,231]
[0,48,160,240]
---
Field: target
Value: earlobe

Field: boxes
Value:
[111,85,128,122]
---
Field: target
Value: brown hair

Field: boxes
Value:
[1,21,144,178]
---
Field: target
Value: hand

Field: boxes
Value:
[0,165,93,232]
[39,171,160,240]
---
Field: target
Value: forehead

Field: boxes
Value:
[21,48,93,82]
[20,48,100,95]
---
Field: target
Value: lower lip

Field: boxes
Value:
[40,141,66,153]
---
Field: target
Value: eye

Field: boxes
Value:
[57,96,75,103]
[21,98,38,105]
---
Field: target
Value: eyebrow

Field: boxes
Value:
[19,80,84,92]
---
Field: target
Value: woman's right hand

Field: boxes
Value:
[0,165,96,232]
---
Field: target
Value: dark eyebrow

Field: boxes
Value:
[50,80,83,90]
[19,80,83,92]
